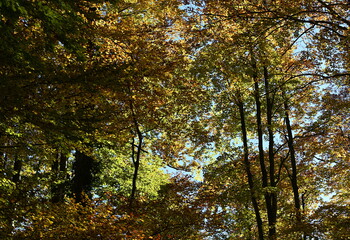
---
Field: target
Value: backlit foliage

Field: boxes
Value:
[1,0,349,239]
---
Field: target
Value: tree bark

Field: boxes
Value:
[283,92,302,223]
[51,151,68,203]
[129,100,143,209]
[264,66,277,239]
[238,99,265,240]
[12,154,21,184]
[129,133,143,209]
[72,150,96,203]
[252,59,268,190]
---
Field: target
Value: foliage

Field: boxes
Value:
[1,0,350,239]
[94,147,169,198]
[11,175,205,240]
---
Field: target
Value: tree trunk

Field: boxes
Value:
[51,151,68,203]
[129,134,142,209]
[238,99,264,240]
[264,66,277,239]
[129,100,143,209]
[284,97,302,220]
[283,91,303,239]
[12,154,21,184]
[252,59,268,191]
[72,150,96,203]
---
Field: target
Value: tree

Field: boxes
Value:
[1,0,350,239]
[188,1,327,238]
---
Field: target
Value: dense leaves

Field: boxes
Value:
[1,0,349,239]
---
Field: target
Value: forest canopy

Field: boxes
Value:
[0,0,349,239]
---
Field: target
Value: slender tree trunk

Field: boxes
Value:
[284,96,301,220]
[7,153,21,237]
[129,101,143,209]
[12,154,21,183]
[283,91,303,239]
[255,78,277,240]
[264,66,277,239]
[252,60,268,190]
[238,99,264,240]
[52,151,68,203]
[253,65,278,237]
[129,134,142,209]
[0,149,4,170]
[301,191,307,240]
